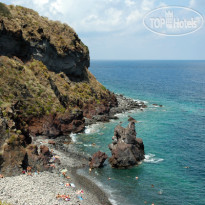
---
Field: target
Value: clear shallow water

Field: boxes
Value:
[75,60,205,205]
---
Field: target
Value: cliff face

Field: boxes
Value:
[0,3,117,176]
[0,3,89,80]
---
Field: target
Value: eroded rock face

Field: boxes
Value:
[0,4,90,81]
[0,108,8,150]
[0,31,89,80]
[89,151,108,169]
[109,120,145,168]
[28,110,85,137]
[0,107,53,176]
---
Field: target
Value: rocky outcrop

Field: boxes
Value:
[109,94,147,116]
[0,3,89,81]
[109,120,145,168]
[28,110,85,137]
[89,151,108,169]
[0,107,53,176]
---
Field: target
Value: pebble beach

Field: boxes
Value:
[0,136,112,205]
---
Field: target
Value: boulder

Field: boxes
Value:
[109,120,145,168]
[48,140,56,145]
[89,151,108,169]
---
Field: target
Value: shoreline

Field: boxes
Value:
[52,94,147,204]
[71,168,112,205]
[37,136,113,205]
[0,135,112,205]
[0,94,146,205]
[85,93,147,126]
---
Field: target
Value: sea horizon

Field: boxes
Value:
[74,59,205,205]
[91,59,205,61]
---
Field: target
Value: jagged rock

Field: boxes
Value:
[25,144,53,172]
[40,145,51,156]
[0,107,53,176]
[48,140,56,145]
[128,116,138,123]
[109,94,147,115]
[108,120,145,168]
[89,151,108,169]
[28,110,85,137]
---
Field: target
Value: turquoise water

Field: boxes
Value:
[75,60,205,205]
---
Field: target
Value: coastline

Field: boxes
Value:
[85,93,147,126]
[0,95,146,205]
[0,135,112,205]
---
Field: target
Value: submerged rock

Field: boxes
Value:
[89,151,108,169]
[108,120,145,168]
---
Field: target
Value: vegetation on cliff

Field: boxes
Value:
[0,3,117,176]
[0,2,87,54]
[0,56,116,119]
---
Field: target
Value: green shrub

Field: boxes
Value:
[0,3,11,18]
[101,85,107,91]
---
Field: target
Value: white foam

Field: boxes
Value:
[70,133,77,142]
[144,153,164,164]
[84,123,105,134]
[77,169,120,205]
[84,144,92,147]
[109,198,119,205]
[114,113,127,118]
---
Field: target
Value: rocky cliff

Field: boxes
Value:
[0,3,89,80]
[0,3,117,176]
[109,119,145,168]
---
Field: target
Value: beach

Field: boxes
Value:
[0,136,112,205]
[0,93,145,205]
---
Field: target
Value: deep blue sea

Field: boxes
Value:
[73,60,205,205]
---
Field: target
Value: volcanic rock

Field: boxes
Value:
[89,151,108,169]
[109,120,145,168]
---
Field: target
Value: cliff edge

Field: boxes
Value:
[0,3,117,176]
[0,3,89,80]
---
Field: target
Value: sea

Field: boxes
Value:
[72,60,205,205]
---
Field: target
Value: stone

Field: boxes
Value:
[28,111,85,137]
[89,151,108,169]
[48,140,56,145]
[128,116,138,123]
[108,120,145,168]
[40,145,51,156]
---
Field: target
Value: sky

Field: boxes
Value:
[1,0,205,60]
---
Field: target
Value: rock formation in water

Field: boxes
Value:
[108,119,145,168]
[89,151,108,169]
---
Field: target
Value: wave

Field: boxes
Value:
[77,169,120,205]
[93,180,119,205]
[114,112,128,118]
[70,133,77,142]
[144,153,164,164]
[84,123,105,134]
[83,144,93,147]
